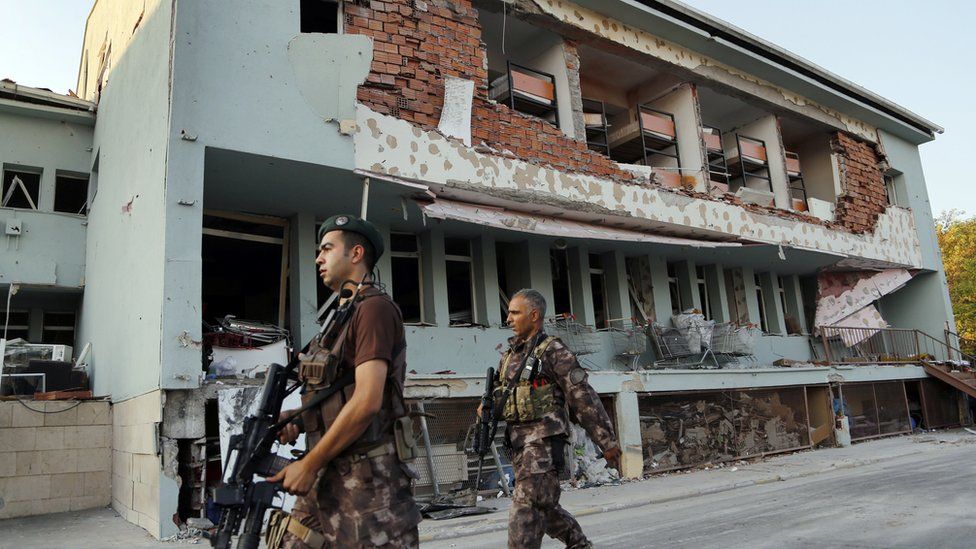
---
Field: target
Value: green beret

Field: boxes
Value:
[318,214,385,259]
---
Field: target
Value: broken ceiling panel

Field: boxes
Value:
[814,268,912,329]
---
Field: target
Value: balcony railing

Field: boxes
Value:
[818,325,975,365]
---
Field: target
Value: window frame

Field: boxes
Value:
[444,237,477,326]
[390,232,425,325]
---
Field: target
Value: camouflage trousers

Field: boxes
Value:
[508,437,591,549]
[281,446,421,548]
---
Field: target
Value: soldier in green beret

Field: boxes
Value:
[269,214,421,548]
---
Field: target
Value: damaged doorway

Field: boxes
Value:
[201,211,289,330]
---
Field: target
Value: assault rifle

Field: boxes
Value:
[471,366,496,493]
[208,287,357,549]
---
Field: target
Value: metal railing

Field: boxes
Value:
[819,325,976,365]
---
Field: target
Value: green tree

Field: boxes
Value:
[936,210,976,356]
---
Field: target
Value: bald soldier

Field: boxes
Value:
[489,289,621,549]
[269,214,421,548]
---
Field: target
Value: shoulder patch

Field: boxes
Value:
[569,367,587,385]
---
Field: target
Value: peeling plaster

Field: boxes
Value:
[354,106,923,268]
[287,34,373,122]
[531,0,878,142]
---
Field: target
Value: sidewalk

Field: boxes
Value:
[1,430,972,548]
[418,429,976,542]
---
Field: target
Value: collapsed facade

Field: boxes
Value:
[0,0,967,538]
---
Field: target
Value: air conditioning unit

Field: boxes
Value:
[5,343,74,364]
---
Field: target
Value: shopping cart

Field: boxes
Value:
[546,313,599,357]
[599,318,648,370]
[648,321,719,369]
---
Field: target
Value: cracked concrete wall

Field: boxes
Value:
[354,107,923,268]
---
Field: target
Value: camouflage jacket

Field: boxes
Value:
[497,331,618,452]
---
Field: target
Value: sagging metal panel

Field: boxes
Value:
[419,199,743,248]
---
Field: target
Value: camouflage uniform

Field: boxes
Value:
[497,332,618,549]
[282,288,421,548]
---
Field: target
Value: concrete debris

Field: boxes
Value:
[640,390,806,471]
[568,422,620,487]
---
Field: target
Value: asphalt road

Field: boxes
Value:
[427,445,976,548]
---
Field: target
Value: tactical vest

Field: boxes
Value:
[297,291,411,458]
[499,336,558,423]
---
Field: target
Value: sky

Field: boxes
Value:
[0,0,972,218]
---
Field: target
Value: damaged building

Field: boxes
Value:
[0,0,970,538]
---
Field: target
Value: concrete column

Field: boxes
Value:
[472,234,502,327]
[614,391,643,479]
[648,256,673,326]
[675,260,698,312]
[38,169,56,211]
[781,274,807,334]
[526,240,555,312]
[567,246,594,325]
[602,251,632,325]
[705,264,730,322]
[759,272,787,335]
[742,267,762,326]
[420,227,449,326]
[288,212,320,344]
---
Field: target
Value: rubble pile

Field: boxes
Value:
[640,389,807,471]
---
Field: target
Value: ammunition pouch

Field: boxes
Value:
[394,415,419,462]
[503,382,556,422]
[265,510,326,549]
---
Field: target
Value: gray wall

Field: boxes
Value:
[876,130,955,337]
[0,109,93,288]
[75,1,175,402]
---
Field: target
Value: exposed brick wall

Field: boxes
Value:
[345,0,638,182]
[831,132,889,233]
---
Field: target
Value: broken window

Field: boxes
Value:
[667,262,682,315]
[201,212,288,328]
[54,172,90,215]
[445,237,475,326]
[724,268,748,325]
[695,266,711,320]
[776,276,789,331]
[300,0,339,34]
[42,311,75,345]
[1,310,30,341]
[589,254,608,328]
[550,248,573,317]
[883,172,902,206]
[2,168,41,210]
[754,273,768,332]
[625,256,654,323]
[390,233,423,324]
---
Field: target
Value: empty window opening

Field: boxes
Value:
[724,268,748,325]
[54,173,90,215]
[42,311,76,345]
[589,254,608,328]
[201,213,287,329]
[479,5,563,127]
[776,276,792,333]
[625,256,655,323]
[754,273,768,333]
[2,168,41,210]
[550,248,573,317]
[695,266,711,320]
[390,233,423,324]
[667,262,682,315]
[1,310,30,341]
[445,238,475,326]
[300,0,339,33]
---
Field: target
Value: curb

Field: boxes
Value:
[418,447,930,542]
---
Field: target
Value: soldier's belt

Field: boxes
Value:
[337,441,396,464]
